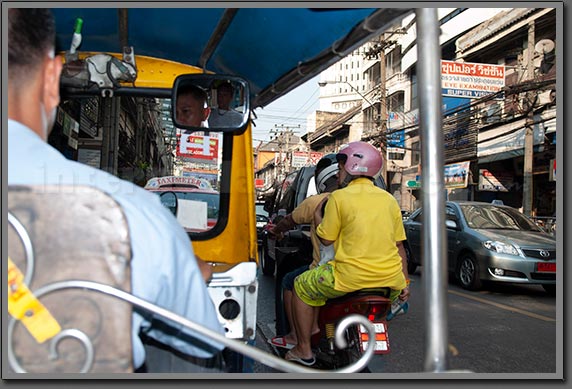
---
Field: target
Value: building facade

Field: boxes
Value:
[303,7,556,219]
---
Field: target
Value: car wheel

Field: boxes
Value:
[456,253,482,291]
[260,238,275,276]
[405,245,417,275]
[542,284,556,296]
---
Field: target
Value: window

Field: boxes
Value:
[411,141,420,165]
[386,45,402,78]
[388,91,405,113]
[410,71,418,110]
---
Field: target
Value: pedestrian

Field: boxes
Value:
[8,8,224,372]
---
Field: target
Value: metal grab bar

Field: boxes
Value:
[8,280,377,373]
[8,208,377,374]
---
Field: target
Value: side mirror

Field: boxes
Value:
[172,74,250,133]
[159,191,178,216]
[445,219,458,229]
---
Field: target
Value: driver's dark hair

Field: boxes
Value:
[8,8,56,81]
[177,83,209,105]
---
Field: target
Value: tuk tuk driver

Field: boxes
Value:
[176,84,211,128]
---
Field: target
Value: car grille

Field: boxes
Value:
[522,249,556,260]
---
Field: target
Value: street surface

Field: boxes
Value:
[252,260,557,374]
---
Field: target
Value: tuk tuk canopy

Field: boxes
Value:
[51,7,413,108]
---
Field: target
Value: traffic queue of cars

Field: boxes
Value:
[403,201,556,295]
[257,173,557,298]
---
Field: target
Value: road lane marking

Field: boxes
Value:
[448,289,556,322]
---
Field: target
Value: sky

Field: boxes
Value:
[251,75,320,147]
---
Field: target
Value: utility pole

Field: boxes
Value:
[522,21,535,216]
[362,34,393,187]
[378,34,388,186]
[270,124,300,180]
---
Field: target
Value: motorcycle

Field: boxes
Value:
[272,231,405,371]
[311,287,394,371]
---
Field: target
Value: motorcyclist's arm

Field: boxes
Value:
[396,240,410,301]
[269,214,296,240]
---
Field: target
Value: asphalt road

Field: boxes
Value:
[252,264,557,375]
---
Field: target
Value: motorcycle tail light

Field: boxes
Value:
[351,302,389,321]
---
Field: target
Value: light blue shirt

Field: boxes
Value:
[208,107,243,128]
[8,120,225,368]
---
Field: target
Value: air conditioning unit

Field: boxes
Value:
[538,89,556,105]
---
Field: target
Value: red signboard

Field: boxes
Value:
[441,60,505,99]
[255,179,265,188]
[177,134,219,162]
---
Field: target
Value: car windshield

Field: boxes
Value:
[256,203,268,217]
[174,191,219,219]
[154,190,220,220]
[460,204,542,231]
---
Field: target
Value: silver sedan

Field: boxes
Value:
[403,201,556,295]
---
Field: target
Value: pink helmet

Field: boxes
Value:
[336,141,383,178]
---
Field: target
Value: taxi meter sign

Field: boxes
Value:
[144,176,213,190]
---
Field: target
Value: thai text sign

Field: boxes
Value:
[441,60,505,99]
[177,134,219,162]
[291,151,324,168]
[413,161,471,189]
[387,129,405,154]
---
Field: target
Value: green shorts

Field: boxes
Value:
[294,263,403,307]
[293,263,346,307]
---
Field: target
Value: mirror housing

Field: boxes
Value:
[445,219,458,229]
[172,74,250,133]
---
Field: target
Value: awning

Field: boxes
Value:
[50,7,413,108]
[476,107,555,163]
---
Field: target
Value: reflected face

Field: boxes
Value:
[216,87,233,110]
[176,93,210,127]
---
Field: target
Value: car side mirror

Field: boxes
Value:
[172,74,250,133]
[445,219,458,229]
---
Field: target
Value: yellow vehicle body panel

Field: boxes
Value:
[192,126,259,265]
[64,52,210,87]
[65,52,258,265]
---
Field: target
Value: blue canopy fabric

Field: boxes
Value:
[51,7,412,108]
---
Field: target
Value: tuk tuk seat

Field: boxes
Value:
[7,185,133,373]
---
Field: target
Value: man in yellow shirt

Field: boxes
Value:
[286,141,410,366]
[267,157,338,350]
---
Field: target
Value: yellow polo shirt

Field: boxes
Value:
[316,178,407,292]
[291,193,330,269]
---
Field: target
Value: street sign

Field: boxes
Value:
[406,180,420,189]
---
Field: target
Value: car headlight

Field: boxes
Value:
[483,240,521,256]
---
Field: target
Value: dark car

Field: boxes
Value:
[403,201,556,295]
[255,200,269,245]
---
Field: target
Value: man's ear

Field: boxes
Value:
[42,55,63,112]
[203,106,211,121]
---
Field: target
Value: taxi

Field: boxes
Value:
[144,175,220,232]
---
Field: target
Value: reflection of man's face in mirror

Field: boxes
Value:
[216,83,234,111]
[176,85,211,127]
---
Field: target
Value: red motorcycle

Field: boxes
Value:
[311,288,395,371]
[270,231,408,371]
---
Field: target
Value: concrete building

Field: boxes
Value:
[304,7,556,219]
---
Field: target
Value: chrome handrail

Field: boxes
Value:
[8,280,377,373]
[8,208,376,373]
